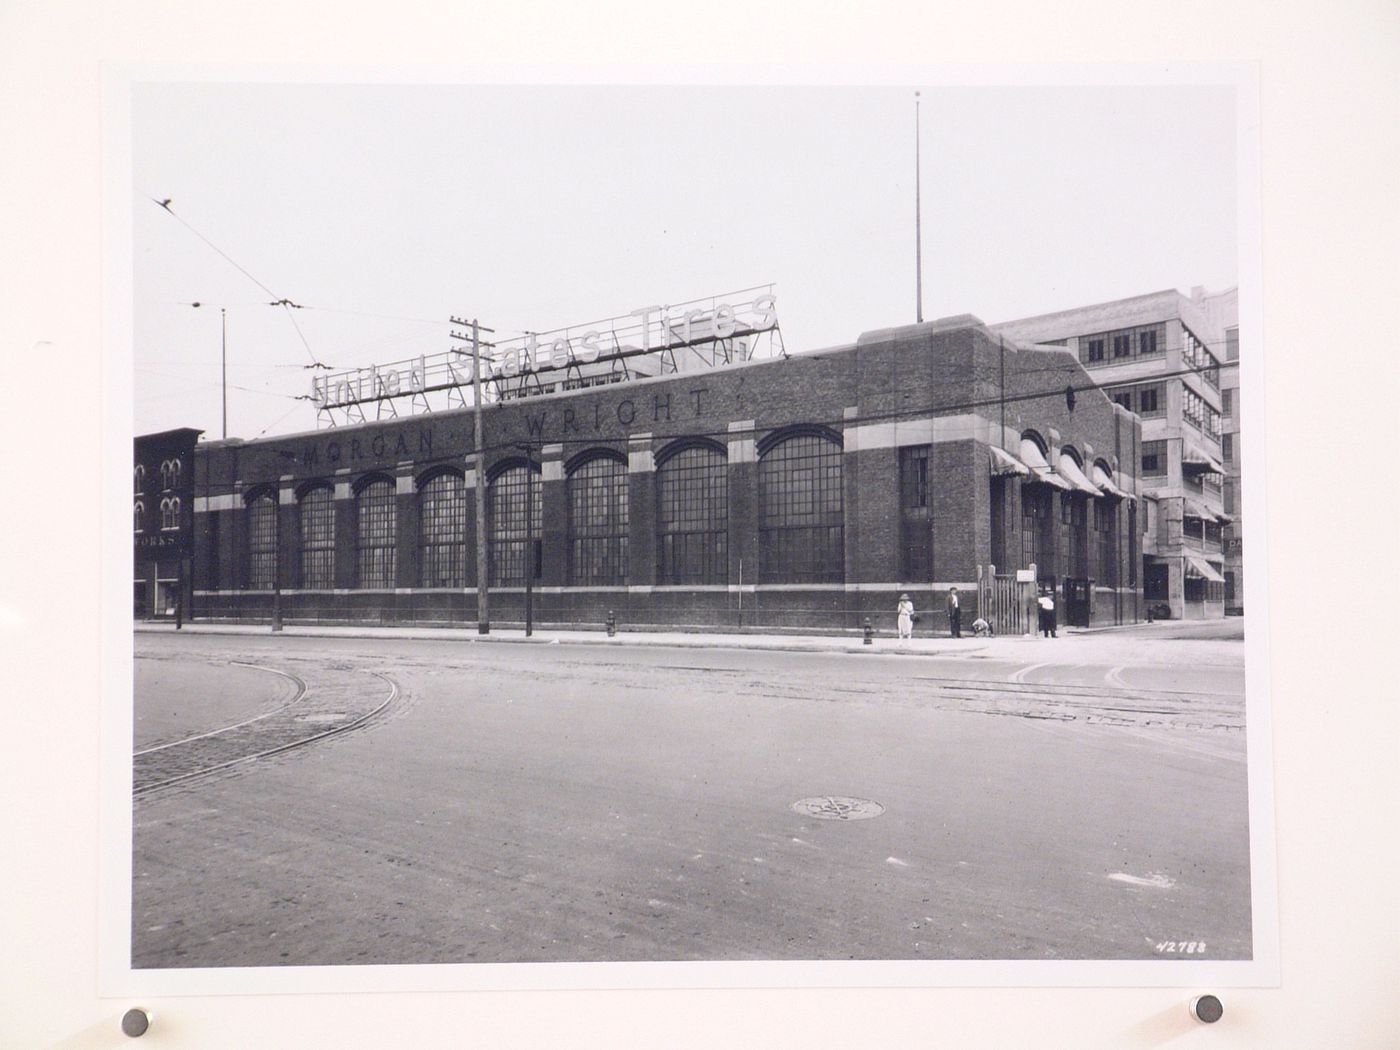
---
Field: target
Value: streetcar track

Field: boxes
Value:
[134,671,400,798]
[134,662,308,756]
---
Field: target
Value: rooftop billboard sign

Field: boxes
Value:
[309,287,779,424]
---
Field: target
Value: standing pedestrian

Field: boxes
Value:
[896,593,914,640]
[947,586,962,638]
[1038,588,1057,638]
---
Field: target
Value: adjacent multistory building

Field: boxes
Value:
[994,287,1237,620]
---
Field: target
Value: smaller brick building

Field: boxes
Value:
[148,316,1145,634]
[133,427,202,619]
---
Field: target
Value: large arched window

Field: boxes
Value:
[418,470,466,587]
[134,501,145,533]
[159,496,180,530]
[134,464,145,494]
[758,429,844,583]
[488,462,541,586]
[567,452,628,585]
[246,491,278,590]
[656,442,727,584]
[299,485,336,589]
[160,458,181,490]
[356,476,397,588]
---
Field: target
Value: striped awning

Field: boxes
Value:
[1019,439,1071,490]
[1057,452,1102,496]
[1185,554,1226,583]
[1182,446,1225,475]
[990,445,1030,477]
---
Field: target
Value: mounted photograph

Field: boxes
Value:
[106,73,1271,992]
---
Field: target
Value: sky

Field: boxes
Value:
[131,81,1238,440]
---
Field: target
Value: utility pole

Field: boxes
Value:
[450,316,496,634]
[520,441,535,637]
[221,307,228,440]
[915,90,924,324]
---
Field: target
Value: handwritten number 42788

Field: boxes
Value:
[1155,941,1206,954]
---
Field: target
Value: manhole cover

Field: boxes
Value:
[792,796,885,821]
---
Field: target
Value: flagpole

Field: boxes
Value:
[915,90,924,324]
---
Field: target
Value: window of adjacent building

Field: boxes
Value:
[758,431,844,583]
[1224,570,1236,601]
[247,493,278,590]
[1225,327,1239,362]
[1111,332,1132,359]
[1224,479,1236,515]
[1137,325,1162,355]
[1222,388,1233,418]
[1137,384,1163,416]
[134,501,144,533]
[419,471,466,588]
[299,486,336,590]
[1221,434,1233,464]
[488,463,542,586]
[656,444,727,585]
[1141,440,1167,476]
[355,478,397,589]
[1112,389,1134,412]
[1182,386,1206,432]
[568,454,629,586]
[159,496,180,530]
[1082,336,1106,364]
[898,445,932,581]
[1205,520,1223,544]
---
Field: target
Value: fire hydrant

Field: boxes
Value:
[606,610,616,638]
[863,617,873,645]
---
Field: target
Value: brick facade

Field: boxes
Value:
[168,317,1143,634]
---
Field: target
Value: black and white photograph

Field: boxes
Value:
[111,73,1273,990]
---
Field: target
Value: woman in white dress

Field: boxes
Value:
[896,593,915,640]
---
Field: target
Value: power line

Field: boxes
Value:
[144,194,325,369]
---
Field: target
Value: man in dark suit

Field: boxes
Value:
[947,586,962,638]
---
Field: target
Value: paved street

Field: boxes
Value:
[131,625,1250,966]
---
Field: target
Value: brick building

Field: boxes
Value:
[994,288,1235,621]
[149,316,1144,634]
[133,427,202,619]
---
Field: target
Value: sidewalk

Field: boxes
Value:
[134,617,1228,662]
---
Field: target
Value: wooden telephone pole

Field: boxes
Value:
[450,317,495,634]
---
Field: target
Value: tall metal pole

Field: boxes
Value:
[915,90,924,324]
[220,307,228,440]
[473,319,490,634]
[524,442,534,638]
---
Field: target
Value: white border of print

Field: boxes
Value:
[99,62,1275,998]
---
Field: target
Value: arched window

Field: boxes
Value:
[134,501,145,533]
[758,429,844,583]
[488,462,541,586]
[246,491,278,590]
[299,486,336,589]
[656,442,727,584]
[159,496,180,530]
[134,464,145,494]
[419,470,466,587]
[160,458,181,490]
[567,453,628,585]
[356,477,397,588]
